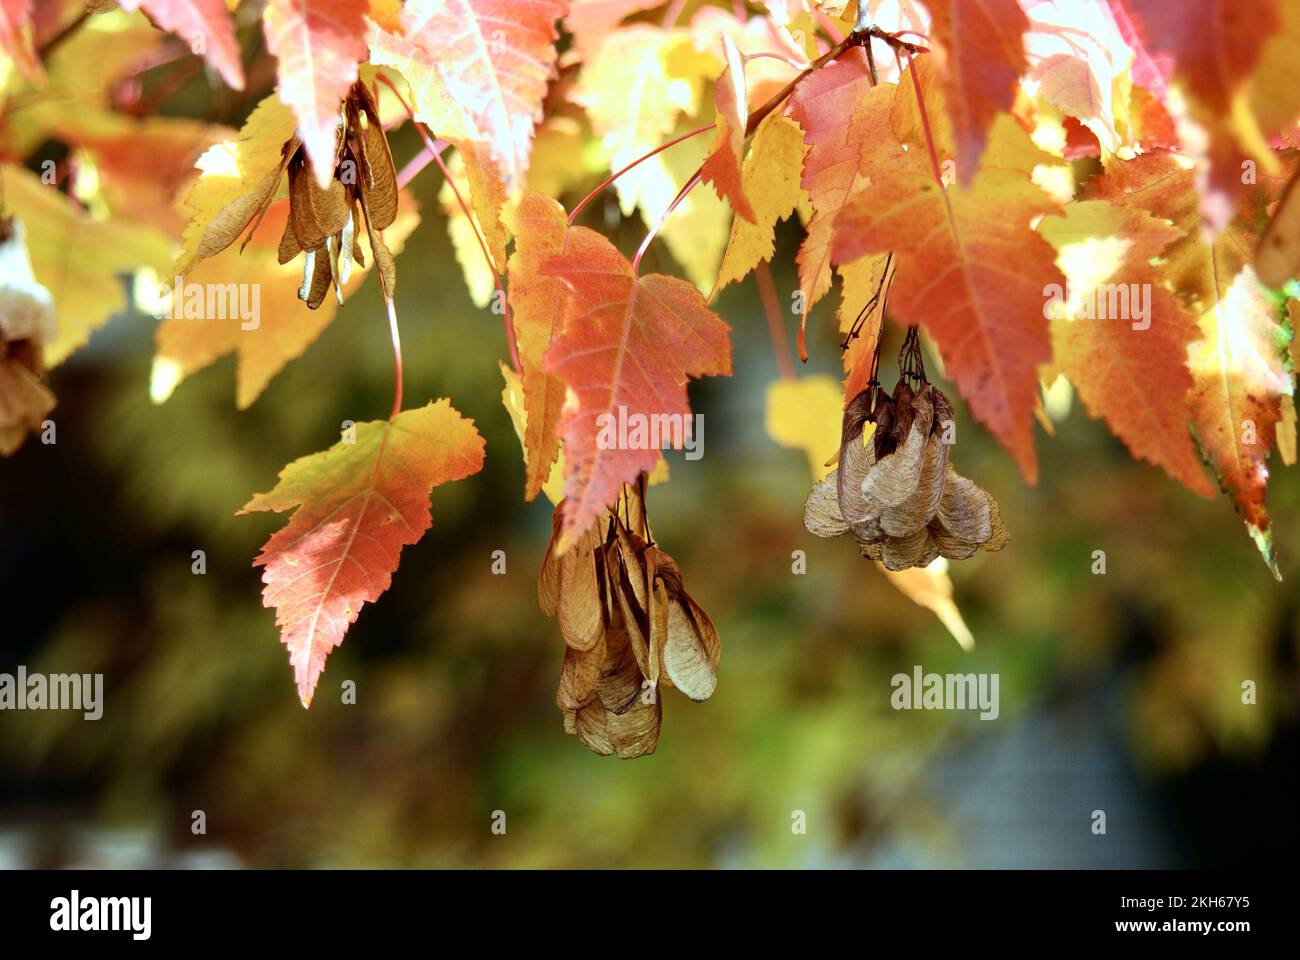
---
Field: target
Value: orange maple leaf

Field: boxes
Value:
[506,191,571,501]
[699,35,755,223]
[239,401,485,706]
[1117,0,1281,224]
[925,0,1029,185]
[262,0,368,185]
[1040,200,1216,497]
[541,226,732,550]
[833,166,1060,482]
[788,46,877,356]
[1086,151,1294,574]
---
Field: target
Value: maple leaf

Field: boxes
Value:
[172,94,300,279]
[1039,200,1215,496]
[1030,54,1103,127]
[890,54,1063,179]
[833,164,1061,482]
[239,400,486,706]
[1115,0,1281,223]
[838,253,890,401]
[500,361,566,504]
[152,195,420,409]
[712,113,809,293]
[1,164,172,368]
[365,20,478,143]
[574,24,718,219]
[392,0,567,187]
[1116,0,1276,118]
[924,0,1029,185]
[56,113,230,237]
[788,46,877,332]
[1249,0,1300,138]
[541,224,732,550]
[441,138,510,307]
[505,191,572,501]
[699,35,755,223]
[1186,267,1292,578]
[262,0,368,186]
[0,0,41,83]
[1087,151,1295,571]
[119,0,246,90]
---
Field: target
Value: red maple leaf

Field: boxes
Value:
[541,226,732,550]
[239,401,485,705]
[121,0,246,90]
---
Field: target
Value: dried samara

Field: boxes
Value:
[184,80,399,306]
[539,485,721,758]
[804,369,1009,570]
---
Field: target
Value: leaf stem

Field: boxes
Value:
[568,123,715,226]
[899,48,946,189]
[386,296,404,419]
[756,261,794,379]
[396,143,440,189]
[377,73,522,373]
[631,169,700,274]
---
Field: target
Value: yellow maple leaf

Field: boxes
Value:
[171,94,299,279]
[2,164,172,368]
[713,113,808,294]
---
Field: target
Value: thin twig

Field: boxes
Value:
[569,123,714,225]
[376,73,522,373]
[756,262,795,380]
[386,297,404,418]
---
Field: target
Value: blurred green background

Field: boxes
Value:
[4,110,1300,868]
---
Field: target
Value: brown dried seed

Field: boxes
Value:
[603,693,662,758]
[879,526,931,571]
[0,356,55,456]
[537,503,564,616]
[837,389,877,527]
[936,465,993,543]
[351,83,399,231]
[300,247,333,308]
[556,517,607,652]
[594,610,644,715]
[880,430,948,537]
[199,137,297,260]
[289,150,350,251]
[556,632,605,710]
[662,586,720,701]
[929,518,981,560]
[982,495,1010,552]
[804,470,850,537]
